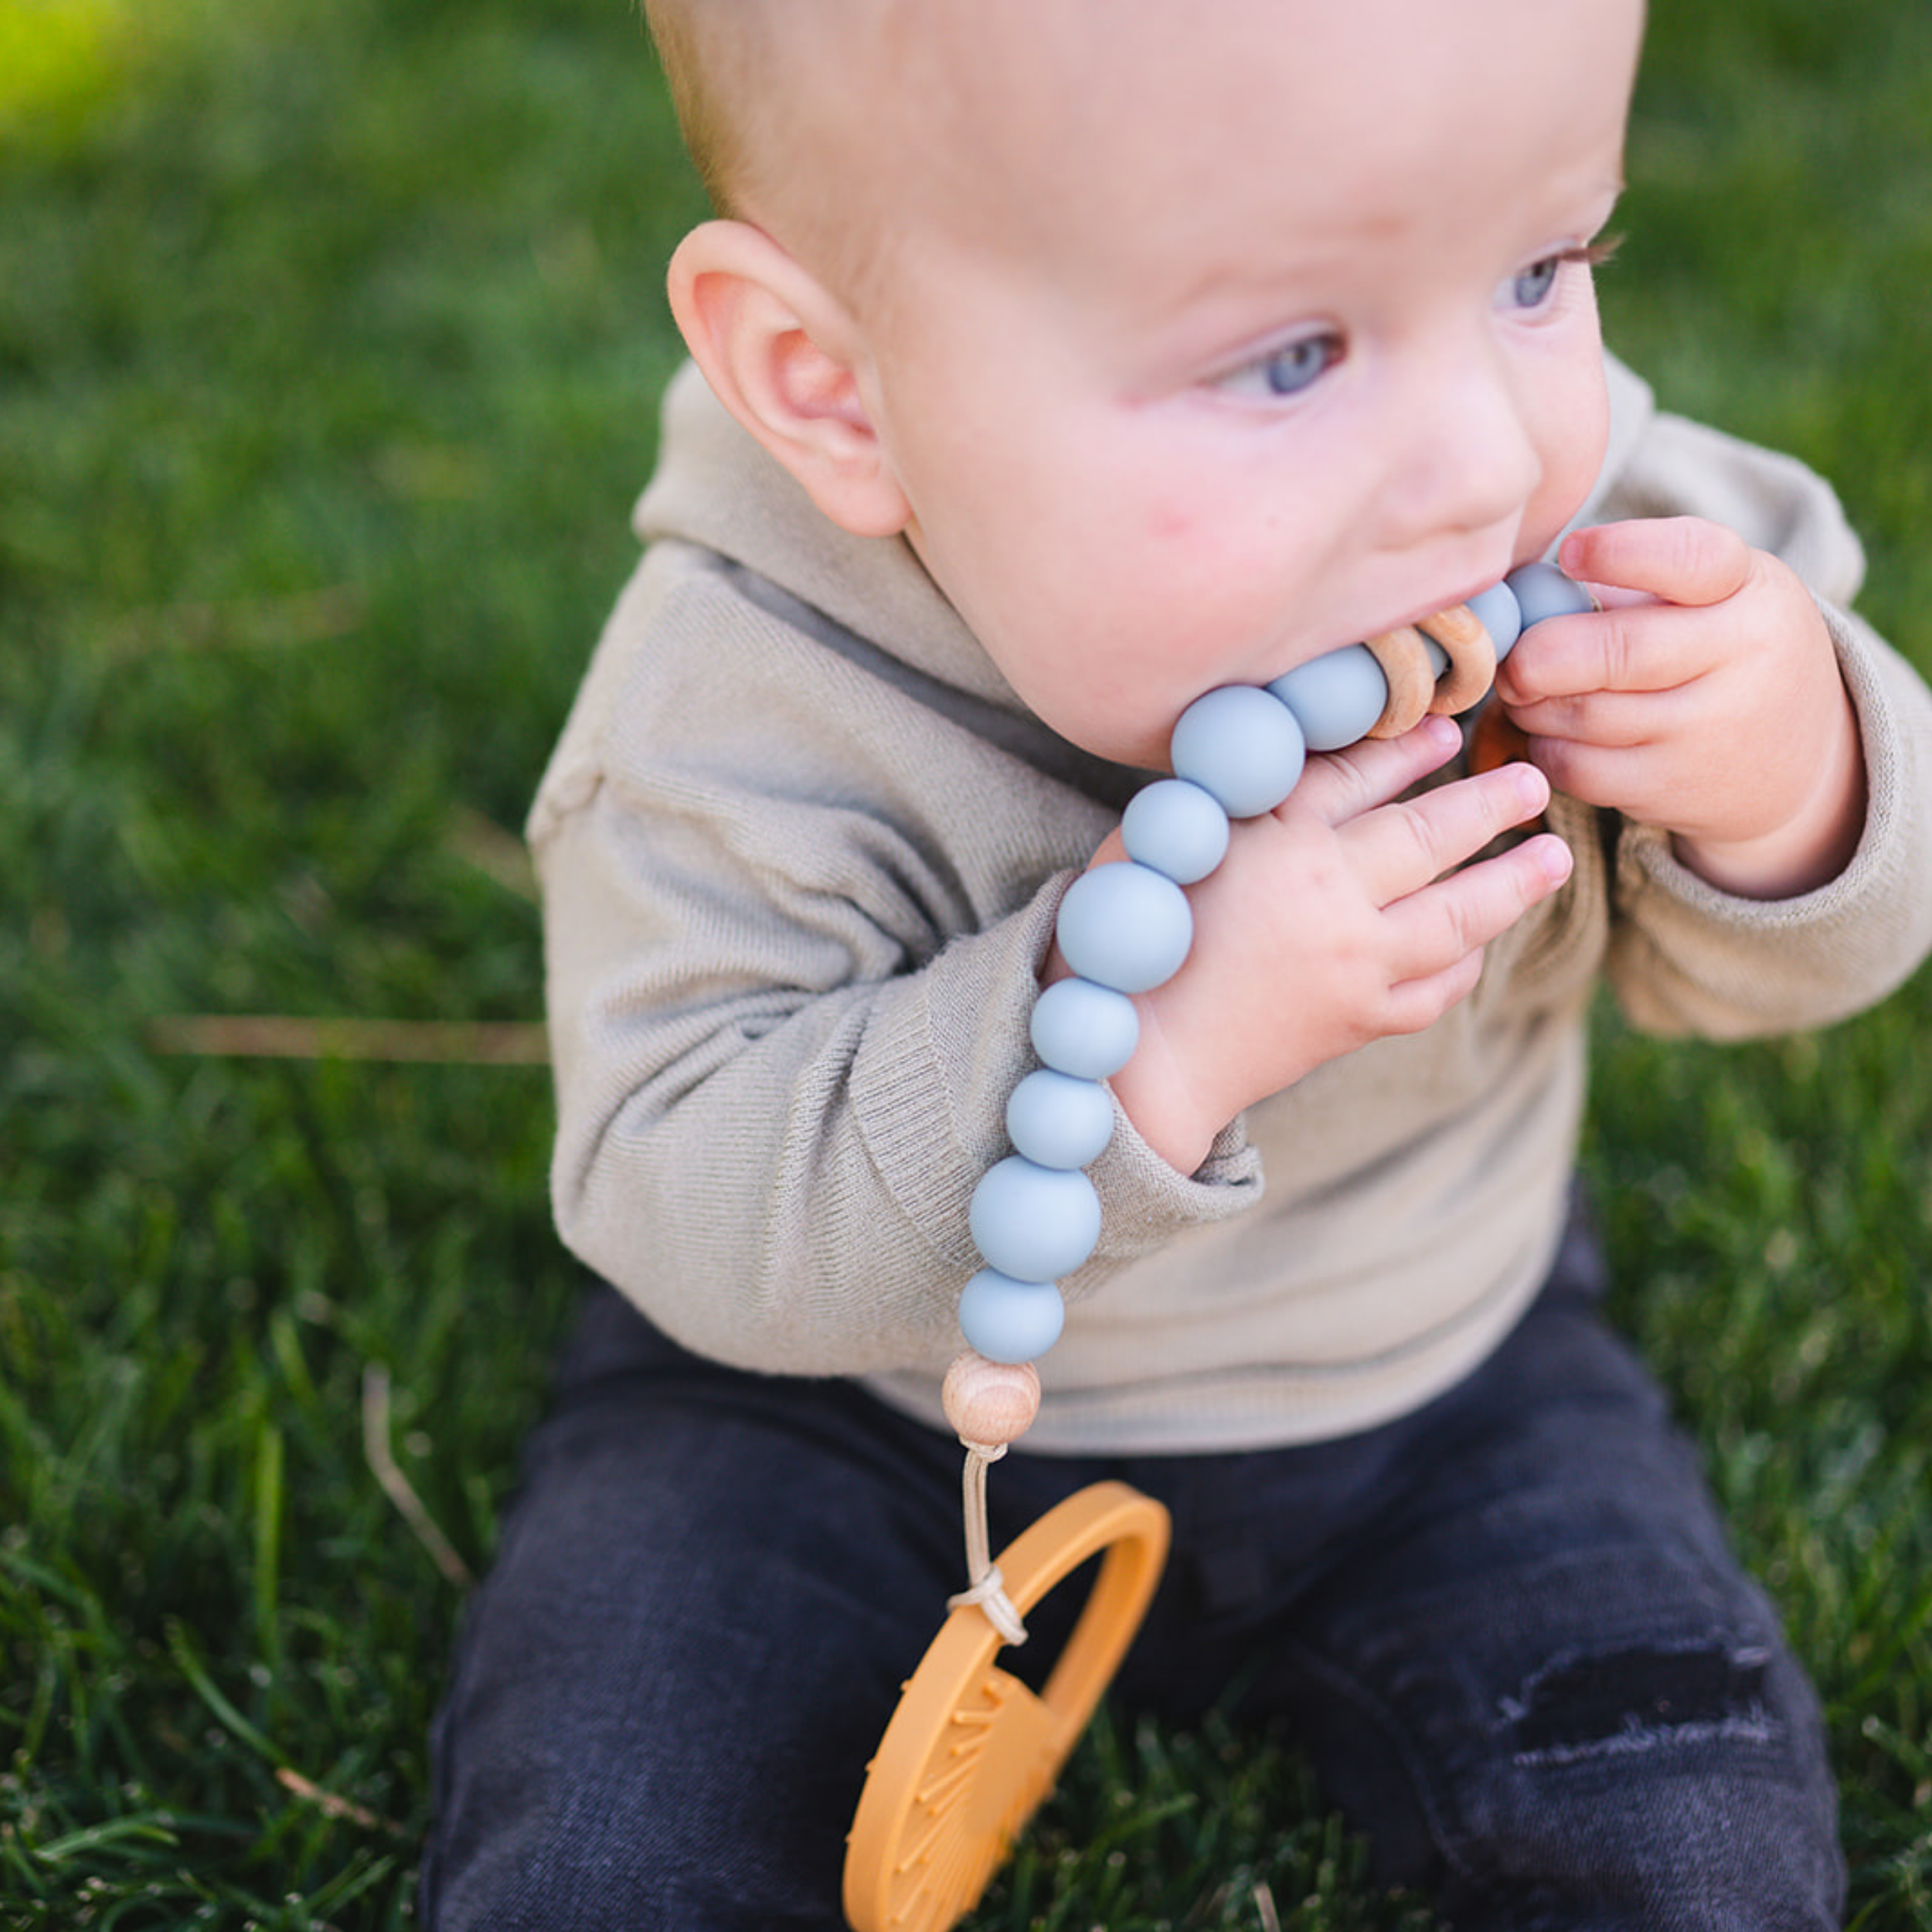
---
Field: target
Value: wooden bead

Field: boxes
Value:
[1362,625,1437,738]
[1417,602,1498,717]
[943,1352,1042,1448]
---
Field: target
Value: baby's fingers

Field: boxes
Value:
[1494,594,1714,711]
[1382,832,1574,1003]
[1288,714,1464,825]
[1559,517,1750,608]
[1344,758,1553,900]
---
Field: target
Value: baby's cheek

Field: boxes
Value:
[1525,362,1612,554]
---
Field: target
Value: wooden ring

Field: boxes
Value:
[1417,603,1498,717]
[1362,626,1437,738]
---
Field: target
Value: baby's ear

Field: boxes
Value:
[666,221,910,539]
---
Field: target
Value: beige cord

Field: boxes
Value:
[946,1443,1029,1645]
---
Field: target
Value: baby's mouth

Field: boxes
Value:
[1270,567,1561,752]
[1384,573,1512,643]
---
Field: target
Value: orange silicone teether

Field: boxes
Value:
[843,1481,1170,1932]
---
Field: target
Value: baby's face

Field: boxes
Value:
[845,0,1643,769]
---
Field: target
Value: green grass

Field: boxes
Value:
[2,0,1930,1925]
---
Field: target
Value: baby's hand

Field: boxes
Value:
[1494,518,1865,899]
[1104,716,1571,1174]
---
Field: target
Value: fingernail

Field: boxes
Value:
[1537,835,1573,884]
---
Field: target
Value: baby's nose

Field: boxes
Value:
[1379,343,1543,546]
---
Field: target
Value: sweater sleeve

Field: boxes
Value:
[1592,410,1932,1036]
[529,550,1261,1376]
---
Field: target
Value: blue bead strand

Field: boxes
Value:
[1006,1068,1117,1171]
[968,1155,1102,1285]
[1267,644,1389,751]
[1029,976,1140,1079]
[1466,580,1525,659]
[1054,862,1194,993]
[957,1267,1066,1363]
[1168,685,1308,817]
[955,567,1580,1386]
[1504,560,1592,630]
[1121,779,1230,884]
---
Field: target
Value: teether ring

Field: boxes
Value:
[1419,603,1499,716]
[842,561,1588,1928]
[844,1482,1170,1932]
[1363,623,1442,738]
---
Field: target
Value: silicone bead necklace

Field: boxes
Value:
[944,563,1590,1481]
[842,560,1593,1932]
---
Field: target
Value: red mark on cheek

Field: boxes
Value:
[1145,501,1197,546]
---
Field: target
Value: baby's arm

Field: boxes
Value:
[539,774,1057,1377]
[1495,518,1865,900]
[1105,718,1572,1175]
[532,565,1267,1375]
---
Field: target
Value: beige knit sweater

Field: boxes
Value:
[528,355,1932,1453]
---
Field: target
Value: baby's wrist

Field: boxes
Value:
[1106,1008,1228,1179]
[1672,686,1866,899]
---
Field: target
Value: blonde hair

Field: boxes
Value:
[641,0,749,217]
[641,0,913,308]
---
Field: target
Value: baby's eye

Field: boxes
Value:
[1507,254,1565,310]
[1213,331,1344,401]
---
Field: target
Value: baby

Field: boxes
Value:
[423,2,1932,1927]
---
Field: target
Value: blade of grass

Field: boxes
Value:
[362,1362,474,1589]
[253,1416,284,1671]
[164,1617,278,1766]
[30,1813,182,1864]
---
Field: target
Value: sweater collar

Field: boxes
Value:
[633,361,1026,715]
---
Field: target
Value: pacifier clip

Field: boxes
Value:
[844,563,1593,1932]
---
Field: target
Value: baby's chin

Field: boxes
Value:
[998,671,1182,773]
[1052,701,1199,776]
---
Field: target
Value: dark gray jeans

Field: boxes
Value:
[423,1210,1842,1929]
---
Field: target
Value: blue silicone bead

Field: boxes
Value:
[1121,778,1230,884]
[1464,579,1524,661]
[1506,560,1592,629]
[1056,862,1193,994]
[1006,1068,1116,1170]
[1029,977,1140,1080]
[957,1267,1066,1365]
[1268,644,1389,751]
[1168,685,1307,818]
[969,1155,1101,1284]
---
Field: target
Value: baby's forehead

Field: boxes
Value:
[759,2,1528,199]
[738,6,1304,257]
[713,0,1636,313]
